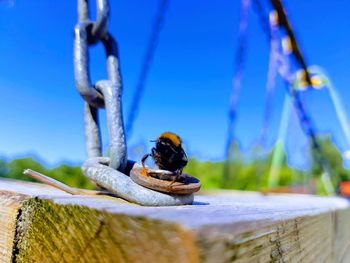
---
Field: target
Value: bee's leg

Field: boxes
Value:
[141,154,151,168]
[169,169,182,188]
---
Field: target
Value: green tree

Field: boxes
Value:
[2,157,94,189]
[310,136,350,186]
[6,158,46,182]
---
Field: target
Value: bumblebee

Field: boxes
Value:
[141,132,188,181]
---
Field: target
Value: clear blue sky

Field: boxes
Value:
[0,0,349,166]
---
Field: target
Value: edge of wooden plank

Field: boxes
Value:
[0,190,30,263]
[12,197,201,263]
[1,179,350,262]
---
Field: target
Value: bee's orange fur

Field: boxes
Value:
[159,132,182,147]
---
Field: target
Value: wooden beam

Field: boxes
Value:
[0,178,349,262]
[0,190,29,263]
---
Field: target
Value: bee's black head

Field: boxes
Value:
[150,132,187,171]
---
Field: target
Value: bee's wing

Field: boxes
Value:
[182,149,188,162]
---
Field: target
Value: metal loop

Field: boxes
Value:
[75,0,196,205]
[77,21,126,171]
[101,32,122,88]
[77,0,89,21]
[96,80,127,172]
[92,0,110,41]
[78,0,109,43]
[82,157,194,206]
[74,22,120,108]
[74,22,105,108]
[84,102,102,158]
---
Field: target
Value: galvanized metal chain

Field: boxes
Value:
[74,0,127,172]
[73,0,192,205]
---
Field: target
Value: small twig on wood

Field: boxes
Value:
[23,169,106,196]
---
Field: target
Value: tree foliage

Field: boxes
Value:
[0,158,94,189]
[0,137,349,195]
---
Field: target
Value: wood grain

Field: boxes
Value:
[0,178,349,262]
[0,190,28,262]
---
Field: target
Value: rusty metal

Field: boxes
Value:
[130,167,201,195]
[146,169,178,181]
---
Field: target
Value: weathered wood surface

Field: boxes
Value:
[0,178,350,263]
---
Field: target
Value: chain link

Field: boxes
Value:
[74,0,127,172]
[78,0,110,43]
[74,22,105,108]
[73,0,193,205]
